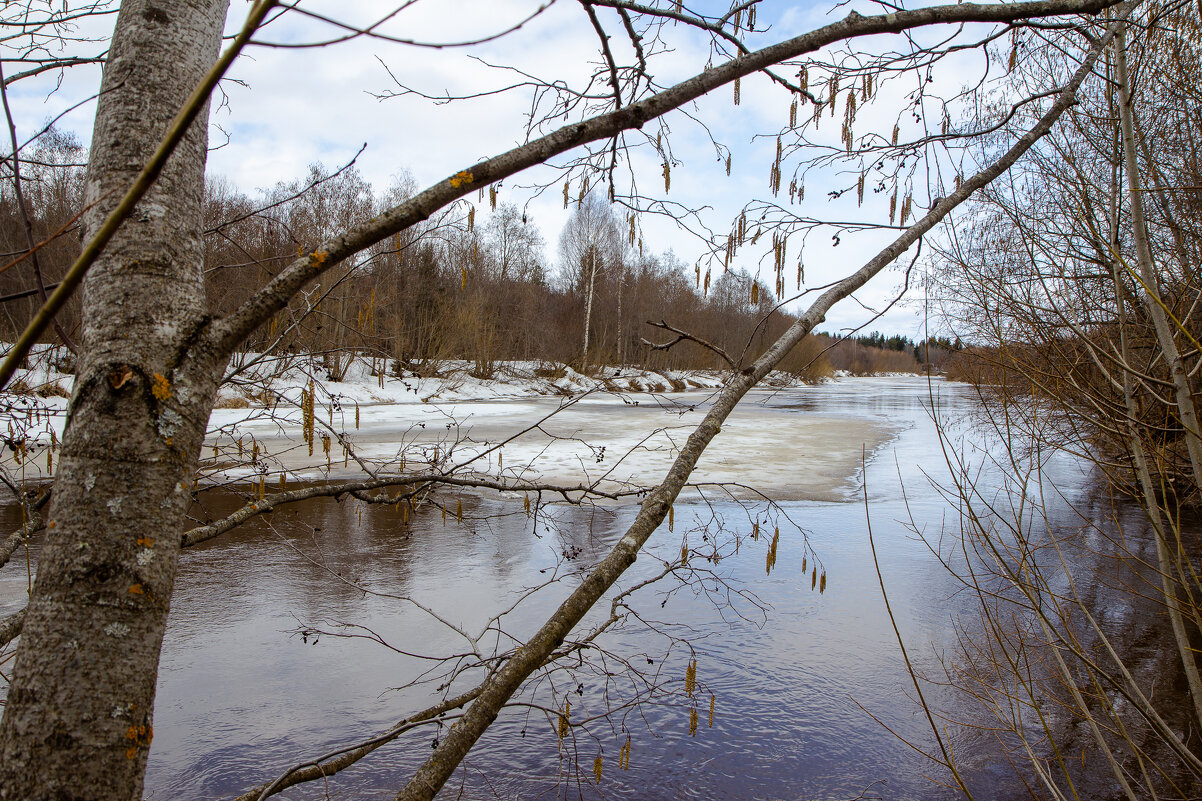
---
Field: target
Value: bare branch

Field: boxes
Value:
[211,0,1127,357]
[393,7,1133,797]
[0,490,49,570]
[232,686,483,801]
[641,319,738,369]
[0,607,24,649]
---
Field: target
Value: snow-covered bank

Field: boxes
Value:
[0,349,916,500]
[217,354,743,407]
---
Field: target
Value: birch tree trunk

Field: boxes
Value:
[0,2,230,799]
[581,248,598,369]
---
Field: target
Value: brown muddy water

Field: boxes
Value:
[0,377,1173,800]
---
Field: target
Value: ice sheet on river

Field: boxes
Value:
[207,384,905,503]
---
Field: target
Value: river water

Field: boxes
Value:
[0,376,1130,800]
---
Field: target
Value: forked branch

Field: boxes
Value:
[642,320,738,370]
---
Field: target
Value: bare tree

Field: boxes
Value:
[922,3,1202,795]
[0,0,1141,799]
[560,192,623,369]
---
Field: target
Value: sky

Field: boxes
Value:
[6,0,1005,340]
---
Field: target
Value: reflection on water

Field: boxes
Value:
[2,377,1147,800]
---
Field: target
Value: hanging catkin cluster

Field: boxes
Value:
[768,136,782,196]
[841,89,857,152]
[558,700,570,741]
[302,379,315,455]
[772,233,788,298]
[720,209,749,275]
[772,232,787,270]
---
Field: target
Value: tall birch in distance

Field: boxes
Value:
[560,192,622,368]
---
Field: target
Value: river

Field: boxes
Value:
[0,376,1142,800]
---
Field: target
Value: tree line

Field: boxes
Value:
[0,139,934,383]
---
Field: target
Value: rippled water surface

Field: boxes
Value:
[3,377,1096,800]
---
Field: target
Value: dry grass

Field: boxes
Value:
[36,382,70,398]
[214,394,251,409]
[534,363,567,379]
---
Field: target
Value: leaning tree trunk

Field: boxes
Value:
[0,2,230,800]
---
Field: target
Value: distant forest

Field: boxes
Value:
[0,130,956,382]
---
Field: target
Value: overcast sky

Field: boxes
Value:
[7,0,989,340]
